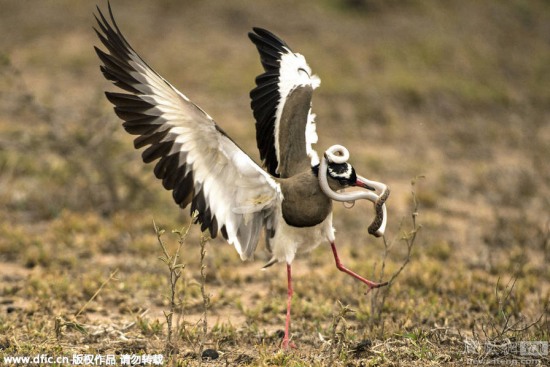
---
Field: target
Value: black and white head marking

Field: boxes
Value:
[327,162,357,186]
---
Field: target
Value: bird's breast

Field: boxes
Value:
[281,183,332,227]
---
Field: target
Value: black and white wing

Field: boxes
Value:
[248,28,320,179]
[94,5,281,260]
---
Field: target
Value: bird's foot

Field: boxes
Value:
[282,338,297,350]
[364,280,389,295]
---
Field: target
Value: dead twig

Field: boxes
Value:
[370,176,423,331]
[327,301,355,366]
[56,268,118,340]
[75,268,119,318]
[198,233,211,366]
[154,216,193,356]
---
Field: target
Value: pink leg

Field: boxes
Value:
[282,263,293,349]
[330,242,388,290]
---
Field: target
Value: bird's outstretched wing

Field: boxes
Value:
[94,4,280,260]
[249,28,320,179]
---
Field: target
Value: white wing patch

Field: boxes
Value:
[306,109,320,167]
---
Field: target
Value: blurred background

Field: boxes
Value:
[0,0,548,364]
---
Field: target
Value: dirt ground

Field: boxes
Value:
[0,1,549,366]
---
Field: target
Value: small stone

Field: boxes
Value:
[234,354,254,364]
[353,339,372,353]
[201,349,219,360]
[274,329,285,339]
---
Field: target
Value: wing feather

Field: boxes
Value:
[95,4,281,260]
[248,28,320,178]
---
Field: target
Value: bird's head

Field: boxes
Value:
[318,145,390,237]
[326,160,356,188]
[326,161,381,191]
[323,146,377,191]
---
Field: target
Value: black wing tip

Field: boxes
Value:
[251,26,267,34]
[248,27,290,50]
[248,27,270,41]
[95,1,115,23]
[249,27,282,41]
[248,29,288,178]
[94,2,110,30]
[94,1,131,54]
[248,27,268,39]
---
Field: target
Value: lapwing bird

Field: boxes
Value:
[94,4,390,349]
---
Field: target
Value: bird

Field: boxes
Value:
[94,3,390,349]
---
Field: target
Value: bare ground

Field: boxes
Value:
[0,0,549,366]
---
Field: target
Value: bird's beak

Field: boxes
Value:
[355,178,375,191]
[356,174,390,237]
[355,175,386,196]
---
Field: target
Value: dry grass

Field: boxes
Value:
[0,0,549,366]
